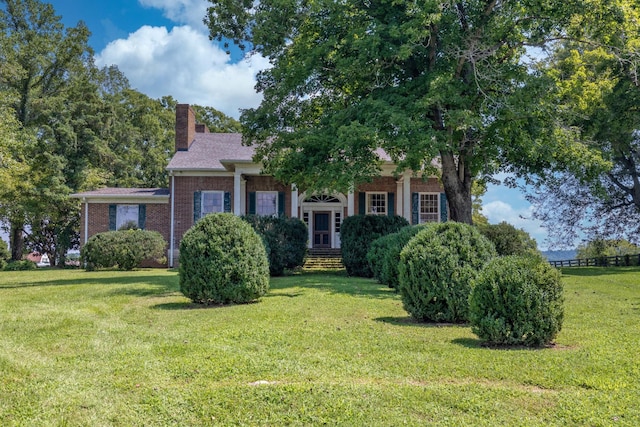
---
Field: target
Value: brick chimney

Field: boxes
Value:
[175,104,195,151]
[195,123,210,133]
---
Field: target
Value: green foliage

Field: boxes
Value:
[477,221,539,257]
[191,104,242,133]
[577,238,639,260]
[3,260,36,271]
[179,213,269,304]
[81,229,167,270]
[469,255,564,347]
[242,215,308,276]
[341,215,409,277]
[398,222,496,323]
[367,225,425,288]
[206,0,601,224]
[0,239,9,269]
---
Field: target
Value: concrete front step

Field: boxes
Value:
[303,255,345,270]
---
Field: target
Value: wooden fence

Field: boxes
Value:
[549,254,640,268]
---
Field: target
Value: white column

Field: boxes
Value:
[234,171,242,215]
[403,171,411,222]
[347,190,355,216]
[83,199,89,244]
[396,179,403,217]
[291,184,299,218]
[240,177,247,215]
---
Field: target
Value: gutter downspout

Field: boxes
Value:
[170,172,175,268]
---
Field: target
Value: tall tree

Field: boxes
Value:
[205,0,599,223]
[0,0,91,260]
[524,1,640,244]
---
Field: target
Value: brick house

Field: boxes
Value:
[72,104,448,267]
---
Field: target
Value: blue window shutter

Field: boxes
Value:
[278,192,286,217]
[109,204,117,230]
[224,192,232,213]
[358,192,366,215]
[193,191,201,222]
[440,193,448,222]
[388,192,395,216]
[249,192,256,215]
[411,193,419,225]
[138,204,146,229]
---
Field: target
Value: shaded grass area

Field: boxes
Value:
[0,267,638,425]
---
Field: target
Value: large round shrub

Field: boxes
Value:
[81,229,167,270]
[367,225,426,288]
[0,238,9,270]
[341,215,409,277]
[469,255,564,347]
[242,215,308,276]
[179,213,269,304]
[398,222,496,322]
[477,222,539,257]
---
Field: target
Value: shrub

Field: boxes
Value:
[477,222,539,257]
[3,260,37,271]
[81,229,167,270]
[469,255,564,347]
[341,215,409,277]
[367,225,426,288]
[398,222,496,323]
[242,215,308,276]
[179,213,269,304]
[0,239,9,270]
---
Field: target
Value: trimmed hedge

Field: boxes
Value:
[477,222,539,257]
[179,213,269,304]
[3,260,37,271]
[367,225,426,288]
[0,239,9,270]
[341,215,409,277]
[242,215,308,276]
[81,229,167,270]
[469,255,564,347]
[398,222,496,323]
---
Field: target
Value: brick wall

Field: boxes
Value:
[410,177,443,193]
[171,175,235,249]
[245,176,291,217]
[354,177,398,214]
[175,104,195,151]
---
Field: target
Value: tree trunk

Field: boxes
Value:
[10,222,24,261]
[440,150,474,224]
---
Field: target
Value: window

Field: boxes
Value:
[335,211,341,233]
[201,191,224,217]
[419,193,439,223]
[303,211,309,226]
[116,205,139,230]
[257,191,278,216]
[367,192,387,215]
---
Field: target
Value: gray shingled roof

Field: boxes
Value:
[166,132,397,172]
[167,133,255,171]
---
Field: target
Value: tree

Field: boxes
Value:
[524,1,640,245]
[191,104,242,133]
[205,0,599,224]
[0,0,91,260]
[576,238,639,260]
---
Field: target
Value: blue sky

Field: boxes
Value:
[5,0,556,249]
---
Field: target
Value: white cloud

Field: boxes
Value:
[138,0,209,30]
[95,25,269,118]
[483,199,549,250]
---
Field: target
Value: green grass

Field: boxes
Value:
[0,267,638,426]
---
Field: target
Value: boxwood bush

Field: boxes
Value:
[398,222,496,323]
[242,215,307,276]
[0,239,9,270]
[477,221,539,257]
[179,213,269,304]
[341,215,409,277]
[81,229,167,270]
[3,260,37,271]
[469,255,564,347]
[367,225,426,288]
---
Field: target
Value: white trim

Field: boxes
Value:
[170,174,175,268]
[256,191,279,216]
[403,172,411,221]
[83,199,89,245]
[347,190,354,216]
[396,179,403,217]
[201,190,225,217]
[234,171,242,215]
[417,192,441,224]
[71,196,168,204]
[166,170,235,177]
[291,185,299,218]
[365,192,388,216]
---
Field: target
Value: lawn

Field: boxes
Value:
[0,267,638,426]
